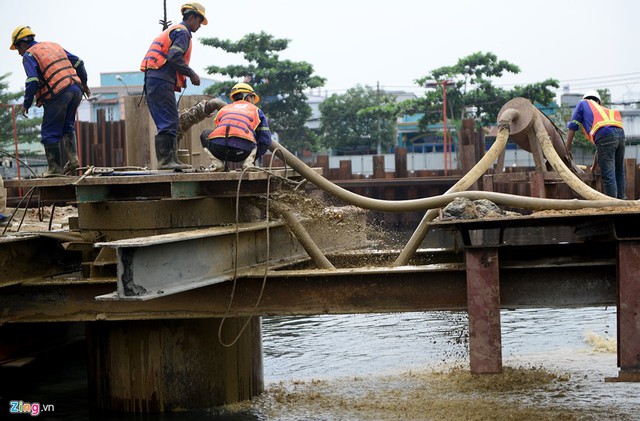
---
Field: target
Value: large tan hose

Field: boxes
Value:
[392,110,517,265]
[269,138,632,213]
[533,114,616,201]
[177,98,227,140]
[269,108,636,267]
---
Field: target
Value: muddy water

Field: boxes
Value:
[2,308,637,420]
[222,307,638,420]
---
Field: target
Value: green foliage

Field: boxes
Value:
[0,73,41,150]
[319,85,398,154]
[403,52,559,130]
[200,32,325,153]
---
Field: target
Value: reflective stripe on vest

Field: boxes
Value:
[208,101,261,144]
[584,100,623,141]
[140,24,192,91]
[27,42,81,106]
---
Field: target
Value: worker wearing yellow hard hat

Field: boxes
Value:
[200,83,272,172]
[9,25,35,50]
[9,25,90,177]
[140,3,207,170]
[229,82,261,104]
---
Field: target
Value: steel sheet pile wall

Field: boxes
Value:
[76,109,126,168]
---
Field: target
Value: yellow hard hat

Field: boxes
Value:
[181,2,208,25]
[230,82,260,103]
[9,25,35,50]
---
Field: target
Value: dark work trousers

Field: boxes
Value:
[145,77,179,137]
[41,84,82,146]
[595,127,626,199]
[200,129,253,162]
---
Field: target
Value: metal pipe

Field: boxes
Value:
[270,202,335,270]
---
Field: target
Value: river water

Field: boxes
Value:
[3,306,638,420]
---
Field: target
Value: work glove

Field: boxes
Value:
[81,84,91,99]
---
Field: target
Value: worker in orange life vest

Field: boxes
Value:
[566,90,626,199]
[200,83,272,171]
[10,25,90,177]
[140,3,206,170]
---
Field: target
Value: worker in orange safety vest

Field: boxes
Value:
[140,2,207,170]
[10,25,90,177]
[566,90,626,199]
[200,83,272,171]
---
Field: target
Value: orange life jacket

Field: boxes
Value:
[207,101,261,143]
[27,42,81,106]
[582,100,623,142]
[140,24,192,92]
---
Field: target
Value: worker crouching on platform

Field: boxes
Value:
[200,83,272,171]
[10,26,89,177]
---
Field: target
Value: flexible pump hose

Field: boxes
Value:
[532,114,617,201]
[392,109,517,265]
[268,109,635,266]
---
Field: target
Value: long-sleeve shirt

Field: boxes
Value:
[567,99,617,142]
[22,40,87,109]
[146,22,195,84]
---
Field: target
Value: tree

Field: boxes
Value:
[395,52,559,129]
[319,85,398,154]
[0,73,41,152]
[200,32,326,153]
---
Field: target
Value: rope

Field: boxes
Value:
[0,149,39,177]
[1,186,36,236]
[217,160,273,347]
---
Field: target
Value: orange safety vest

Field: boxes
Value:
[140,24,192,92]
[27,42,81,106]
[207,101,260,143]
[582,100,623,142]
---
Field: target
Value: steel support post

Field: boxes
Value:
[607,241,640,381]
[86,316,263,412]
[466,247,502,374]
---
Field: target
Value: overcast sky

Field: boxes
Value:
[2,0,639,103]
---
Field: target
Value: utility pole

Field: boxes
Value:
[426,79,455,175]
[376,81,381,154]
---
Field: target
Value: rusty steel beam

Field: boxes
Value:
[4,170,308,204]
[614,241,640,374]
[0,261,616,324]
[95,221,314,301]
[467,247,502,374]
[0,234,82,286]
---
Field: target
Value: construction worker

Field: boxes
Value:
[140,2,207,170]
[566,90,626,199]
[10,26,89,177]
[200,83,272,171]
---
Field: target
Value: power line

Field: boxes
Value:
[558,72,640,83]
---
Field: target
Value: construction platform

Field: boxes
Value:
[1,170,640,412]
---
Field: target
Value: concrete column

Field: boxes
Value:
[86,317,263,412]
[466,247,502,374]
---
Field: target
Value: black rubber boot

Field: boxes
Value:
[155,134,189,170]
[61,132,80,175]
[43,144,63,177]
[170,136,191,169]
